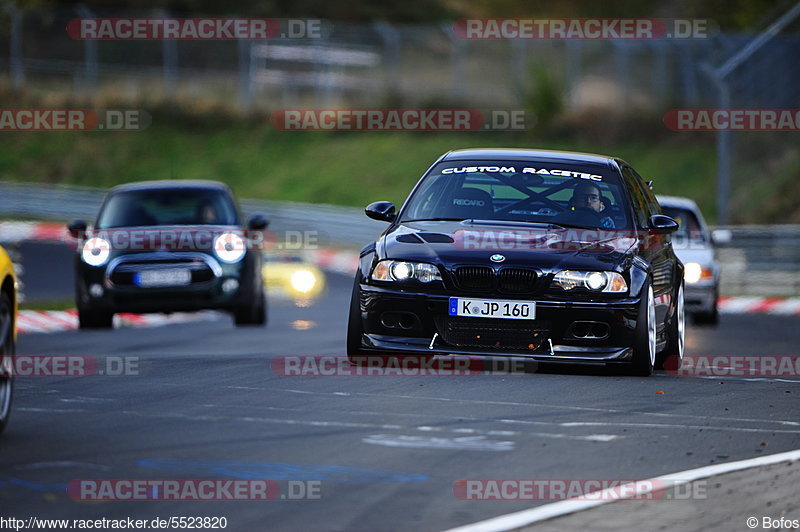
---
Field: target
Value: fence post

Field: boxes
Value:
[239,38,253,110]
[76,5,97,93]
[5,3,24,90]
[154,10,178,98]
[440,23,466,101]
[373,20,400,96]
[564,40,582,109]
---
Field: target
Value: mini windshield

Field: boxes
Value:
[96,188,239,228]
[400,161,632,230]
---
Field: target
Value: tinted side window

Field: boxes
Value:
[621,165,649,228]
[631,168,662,218]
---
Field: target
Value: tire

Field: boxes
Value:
[346,274,434,367]
[628,281,656,376]
[234,292,267,326]
[656,282,685,370]
[0,290,14,435]
[346,274,369,365]
[78,308,114,329]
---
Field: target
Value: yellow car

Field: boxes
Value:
[262,254,326,302]
[0,244,17,434]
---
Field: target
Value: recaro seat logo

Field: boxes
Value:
[453,199,485,206]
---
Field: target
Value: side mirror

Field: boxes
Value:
[365,201,396,223]
[247,214,269,230]
[649,214,679,234]
[67,219,87,238]
[711,228,732,245]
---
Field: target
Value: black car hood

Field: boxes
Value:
[379,221,638,271]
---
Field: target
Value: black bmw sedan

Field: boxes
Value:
[347,149,684,376]
[68,180,268,329]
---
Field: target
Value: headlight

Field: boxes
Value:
[81,237,111,266]
[371,260,442,283]
[214,232,246,263]
[552,270,627,293]
[684,262,713,284]
[290,269,317,293]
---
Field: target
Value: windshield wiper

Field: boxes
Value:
[403,217,466,222]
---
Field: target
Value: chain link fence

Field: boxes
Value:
[2,6,799,111]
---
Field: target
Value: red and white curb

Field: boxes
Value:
[17,310,219,335]
[719,296,800,316]
[0,221,68,243]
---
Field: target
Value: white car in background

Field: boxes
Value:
[657,195,730,325]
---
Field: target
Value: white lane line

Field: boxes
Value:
[695,375,800,384]
[442,447,800,532]
[207,402,624,442]
[556,421,800,435]
[363,435,514,452]
[120,410,405,430]
[16,461,111,471]
[58,396,114,404]
[277,388,800,427]
[16,408,87,413]
[200,404,618,442]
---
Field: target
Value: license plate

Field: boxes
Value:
[134,269,191,287]
[449,298,536,320]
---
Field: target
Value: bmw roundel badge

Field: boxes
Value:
[490,254,506,263]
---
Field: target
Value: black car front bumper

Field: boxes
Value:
[356,284,644,364]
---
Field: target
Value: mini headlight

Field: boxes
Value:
[81,237,111,266]
[371,260,442,283]
[214,232,246,263]
[553,270,627,293]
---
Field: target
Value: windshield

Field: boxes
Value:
[400,161,632,230]
[96,188,239,228]
[661,206,706,242]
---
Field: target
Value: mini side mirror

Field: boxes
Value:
[365,201,396,222]
[247,214,269,230]
[649,214,679,234]
[67,219,87,238]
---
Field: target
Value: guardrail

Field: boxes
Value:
[1,181,799,296]
[0,180,384,249]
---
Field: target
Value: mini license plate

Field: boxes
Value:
[449,298,536,320]
[134,268,192,287]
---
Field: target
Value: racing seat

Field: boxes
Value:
[445,188,494,220]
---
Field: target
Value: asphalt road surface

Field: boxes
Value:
[3,252,799,531]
